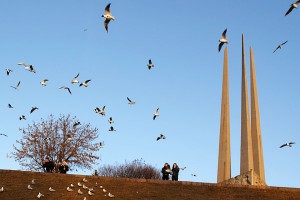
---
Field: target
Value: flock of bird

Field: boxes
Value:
[0,177,115,199]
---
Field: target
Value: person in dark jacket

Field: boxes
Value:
[42,157,54,173]
[161,163,171,180]
[58,161,69,174]
[172,163,180,181]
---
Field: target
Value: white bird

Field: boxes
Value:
[79,80,91,87]
[127,97,135,105]
[10,81,20,90]
[108,117,114,124]
[40,79,48,86]
[18,62,36,73]
[101,3,115,33]
[88,188,95,192]
[82,184,88,189]
[78,182,83,187]
[153,107,159,120]
[103,188,107,192]
[70,183,74,188]
[27,184,33,190]
[71,73,80,84]
[88,190,94,196]
[0,187,3,192]
[108,192,115,198]
[30,106,39,114]
[218,28,228,52]
[31,179,36,184]
[157,134,166,141]
[78,189,83,195]
[59,86,72,95]
[94,106,105,116]
[19,115,26,120]
[280,142,295,148]
[83,178,88,183]
[285,0,300,16]
[67,186,73,192]
[37,192,44,198]
[147,59,154,70]
[83,197,86,200]
[49,187,56,192]
[6,68,12,76]
[273,41,288,53]
[99,185,103,189]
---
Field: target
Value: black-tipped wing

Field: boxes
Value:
[280,143,287,148]
[75,73,80,79]
[222,28,227,38]
[281,40,288,46]
[104,19,110,33]
[285,6,294,16]
[105,3,111,14]
[273,46,280,53]
[149,59,152,64]
[127,97,132,102]
[218,42,224,52]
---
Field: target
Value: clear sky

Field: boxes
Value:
[0,0,299,188]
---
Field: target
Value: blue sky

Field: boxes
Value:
[0,0,300,188]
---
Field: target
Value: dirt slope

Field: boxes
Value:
[0,170,300,200]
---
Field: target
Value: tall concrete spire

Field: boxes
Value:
[250,47,265,182]
[217,46,231,183]
[240,34,253,174]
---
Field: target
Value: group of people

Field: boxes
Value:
[161,163,180,181]
[42,157,69,174]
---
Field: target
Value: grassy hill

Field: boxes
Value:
[0,170,300,200]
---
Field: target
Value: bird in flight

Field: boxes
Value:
[218,28,228,52]
[8,104,13,108]
[280,142,295,148]
[11,81,21,90]
[18,62,36,73]
[71,73,80,84]
[30,106,39,114]
[108,117,114,124]
[180,166,187,170]
[94,106,106,116]
[100,141,105,148]
[191,174,197,177]
[0,133,8,137]
[19,115,26,120]
[273,41,288,53]
[73,121,81,128]
[79,80,91,87]
[127,97,135,105]
[5,68,12,76]
[153,108,159,120]
[157,134,166,141]
[108,126,116,132]
[40,79,49,86]
[59,86,72,95]
[285,0,300,16]
[147,59,154,70]
[101,3,115,33]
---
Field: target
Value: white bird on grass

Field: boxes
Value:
[78,182,83,187]
[0,187,3,192]
[101,3,115,33]
[108,192,115,198]
[37,192,44,198]
[218,28,228,52]
[27,184,33,190]
[31,179,36,184]
[83,177,88,183]
[67,186,73,192]
[78,189,83,195]
[49,187,56,192]
[88,190,95,196]
[82,184,88,190]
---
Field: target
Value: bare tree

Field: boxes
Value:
[12,114,101,172]
[98,159,161,179]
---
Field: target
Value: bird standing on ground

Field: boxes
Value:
[218,28,228,52]
[67,186,73,192]
[78,189,83,194]
[273,41,288,53]
[27,184,33,190]
[37,192,44,198]
[49,187,56,192]
[71,73,80,84]
[102,3,115,33]
[108,192,115,198]
[280,142,295,148]
[147,59,154,70]
[127,97,135,105]
[83,178,88,183]
[285,0,300,16]
[157,134,166,141]
[11,81,20,90]
[153,108,159,120]
[40,79,48,86]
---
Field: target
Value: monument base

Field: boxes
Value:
[218,169,266,186]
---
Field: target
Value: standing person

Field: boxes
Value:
[42,157,54,173]
[172,163,180,181]
[58,161,69,174]
[161,163,171,180]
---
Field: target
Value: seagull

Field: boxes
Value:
[285,0,300,16]
[19,115,26,120]
[79,80,91,87]
[191,174,197,177]
[44,137,51,142]
[103,188,107,193]
[108,117,114,124]
[37,192,44,198]
[127,97,135,105]
[280,142,295,148]
[18,62,36,73]
[108,192,115,198]
[59,86,72,95]
[100,141,105,148]
[70,184,74,188]
[40,79,48,86]
[218,28,228,52]
[94,106,106,116]
[0,133,8,137]
[109,126,116,132]
[153,108,159,120]
[157,134,166,141]
[78,182,83,187]
[67,186,73,192]
[8,104,13,108]
[27,184,33,190]
[82,184,88,189]
[0,187,3,192]
[101,3,115,33]
[78,189,83,194]
[147,59,154,70]
[273,41,288,53]
[73,121,81,128]
[180,167,187,170]
[49,187,56,192]
[10,81,20,90]
[71,73,80,84]
[88,190,95,196]
[30,106,39,114]
[83,178,88,183]
[83,197,86,200]
[31,179,36,184]
[6,68,12,76]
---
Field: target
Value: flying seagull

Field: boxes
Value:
[0,133,8,137]
[30,106,39,114]
[127,97,135,105]
[280,142,295,148]
[27,184,33,190]
[6,68,12,76]
[59,86,72,95]
[100,141,105,148]
[18,62,36,73]
[73,121,81,127]
[147,59,154,70]
[109,126,116,132]
[40,79,49,86]
[79,80,91,87]
[8,104,13,108]
[71,73,80,84]
[49,187,56,192]
[94,106,106,116]
[37,192,44,199]
[108,117,114,124]
[273,41,288,53]
[218,28,228,52]
[191,174,197,177]
[11,81,20,90]
[285,0,300,16]
[180,166,187,170]
[19,115,26,120]
[101,3,115,33]
[157,134,166,141]
[153,107,159,120]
